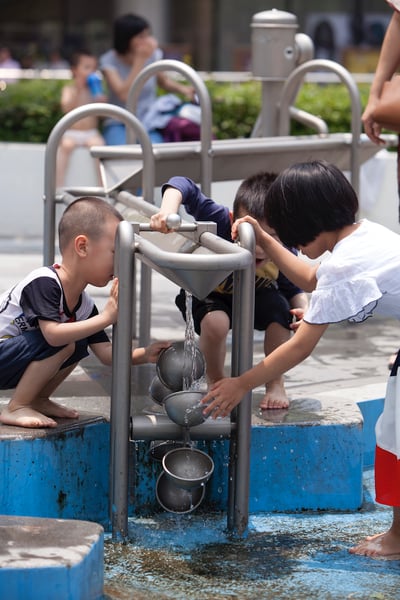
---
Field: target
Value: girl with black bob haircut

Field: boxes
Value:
[265,160,359,249]
[202,159,400,560]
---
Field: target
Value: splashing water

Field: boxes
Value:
[183,291,206,391]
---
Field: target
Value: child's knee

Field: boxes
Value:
[201,313,230,341]
[60,342,76,359]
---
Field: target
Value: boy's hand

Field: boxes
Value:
[201,377,247,419]
[103,278,119,325]
[290,307,304,332]
[149,211,172,233]
[144,340,171,363]
[132,340,171,364]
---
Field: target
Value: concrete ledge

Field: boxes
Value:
[0,414,110,526]
[0,515,103,600]
[0,389,382,523]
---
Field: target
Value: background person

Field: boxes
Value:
[99,13,196,145]
[56,50,106,188]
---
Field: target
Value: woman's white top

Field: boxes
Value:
[305,219,400,325]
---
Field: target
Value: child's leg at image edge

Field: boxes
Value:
[350,446,400,558]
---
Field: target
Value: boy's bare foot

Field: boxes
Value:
[259,379,289,410]
[349,530,400,559]
[0,405,58,428]
[0,399,79,428]
[33,398,79,419]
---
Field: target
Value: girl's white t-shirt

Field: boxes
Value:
[305,219,400,325]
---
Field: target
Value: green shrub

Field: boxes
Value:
[205,80,371,139]
[0,79,64,143]
[0,77,371,143]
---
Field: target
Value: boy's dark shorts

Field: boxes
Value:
[0,329,89,389]
[175,285,292,335]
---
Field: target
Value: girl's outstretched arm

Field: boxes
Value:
[232,216,318,292]
[202,320,328,418]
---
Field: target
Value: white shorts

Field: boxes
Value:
[62,129,102,145]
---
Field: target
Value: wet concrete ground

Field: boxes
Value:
[1,249,400,599]
[103,486,399,600]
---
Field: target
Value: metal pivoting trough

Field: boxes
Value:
[110,217,255,541]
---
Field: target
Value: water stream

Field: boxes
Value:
[183,291,200,391]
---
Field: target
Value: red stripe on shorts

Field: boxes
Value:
[375,445,400,506]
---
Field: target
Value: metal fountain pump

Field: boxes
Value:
[251,9,314,137]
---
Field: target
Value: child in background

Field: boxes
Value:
[202,160,400,559]
[56,51,106,188]
[150,173,308,410]
[0,197,169,429]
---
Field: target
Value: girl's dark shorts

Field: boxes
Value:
[0,329,89,389]
[175,285,292,335]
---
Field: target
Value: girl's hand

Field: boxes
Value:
[133,35,158,60]
[232,215,266,245]
[201,377,248,419]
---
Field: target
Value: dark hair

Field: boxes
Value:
[233,172,277,221]
[265,160,359,247]
[69,50,95,68]
[58,196,123,253]
[113,14,150,54]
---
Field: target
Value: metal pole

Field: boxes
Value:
[43,103,155,265]
[229,222,255,535]
[110,221,135,541]
[278,59,362,194]
[126,59,213,196]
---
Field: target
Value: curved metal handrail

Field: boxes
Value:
[43,103,155,264]
[278,59,362,194]
[126,59,213,196]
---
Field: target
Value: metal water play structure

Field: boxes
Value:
[1,8,399,599]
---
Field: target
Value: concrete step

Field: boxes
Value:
[0,385,383,522]
[0,515,103,600]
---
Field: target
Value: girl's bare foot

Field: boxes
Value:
[0,405,57,428]
[349,530,400,559]
[259,379,289,410]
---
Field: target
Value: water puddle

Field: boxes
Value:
[103,504,399,600]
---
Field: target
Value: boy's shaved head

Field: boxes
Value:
[58,197,123,253]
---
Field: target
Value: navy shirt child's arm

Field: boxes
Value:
[161,176,231,239]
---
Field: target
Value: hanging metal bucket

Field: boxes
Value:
[162,447,214,490]
[164,390,207,427]
[149,440,185,462]
[156,472,205,513]
[156,341,205,392]
[149,374,173,405]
